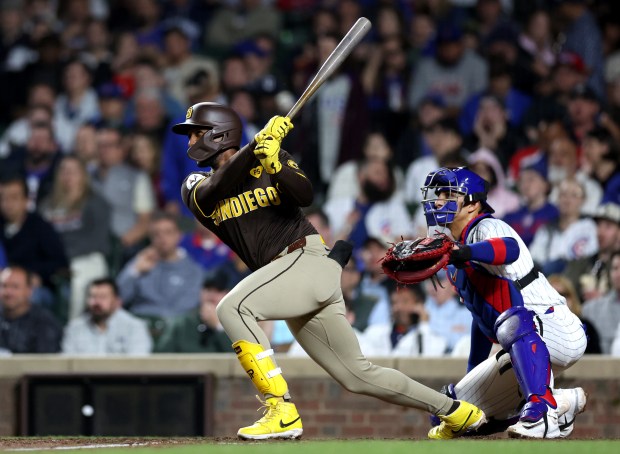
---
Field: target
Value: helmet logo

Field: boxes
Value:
[186,106,193,119]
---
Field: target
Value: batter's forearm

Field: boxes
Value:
[271,166,314,207]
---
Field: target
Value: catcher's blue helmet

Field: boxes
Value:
[421,167,494,226]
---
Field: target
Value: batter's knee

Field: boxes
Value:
[494,306,537,351]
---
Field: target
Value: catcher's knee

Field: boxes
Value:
[494,306,537,351]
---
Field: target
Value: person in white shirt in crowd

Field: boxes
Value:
[62,277,152,355]
[327,131,405,202]
[424,270,472,354]
[90,126,155,259]
[324,158,412,249]
[363,284,448,357]
[529,177,598,275]
[53,59,100,152]
[583,250,620,354]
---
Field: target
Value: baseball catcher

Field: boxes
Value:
[417,166,587,439]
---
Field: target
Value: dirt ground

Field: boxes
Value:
[0,437,237,450]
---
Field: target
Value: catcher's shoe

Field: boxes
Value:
[428,401,487,439]
[554,387,587,438]
[237,396,303,440]
[507,401,560,439]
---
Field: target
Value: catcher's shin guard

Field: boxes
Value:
[233,340,289,397]
[494,307,556,407]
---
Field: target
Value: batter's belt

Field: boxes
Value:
[271,237,307,262]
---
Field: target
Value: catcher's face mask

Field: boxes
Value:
[421,167,494,226]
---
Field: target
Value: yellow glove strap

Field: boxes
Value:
[254,135,280,159]
[261,156,282,174]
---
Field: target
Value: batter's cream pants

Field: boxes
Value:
[216,234,453,415]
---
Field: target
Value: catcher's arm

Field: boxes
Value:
[450,237,520,267]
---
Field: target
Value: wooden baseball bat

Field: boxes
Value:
[286,17,372,120]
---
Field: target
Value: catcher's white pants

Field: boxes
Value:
[216,234,454,415]
[454,304,587,419]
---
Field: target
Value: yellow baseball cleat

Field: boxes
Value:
[238,396,303,440]
[428,401,487,439]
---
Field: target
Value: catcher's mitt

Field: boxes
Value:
[381,234,454,284]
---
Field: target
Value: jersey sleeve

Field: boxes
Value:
[467,219,520,265]
[269,150,314,207]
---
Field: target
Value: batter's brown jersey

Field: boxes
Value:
[181,145,317,271]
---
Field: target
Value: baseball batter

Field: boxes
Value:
[173,103,486,440]
[421,167,587,439]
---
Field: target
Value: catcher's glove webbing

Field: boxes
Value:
[381,234,454,285]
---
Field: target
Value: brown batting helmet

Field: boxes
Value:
[172,102,242,166]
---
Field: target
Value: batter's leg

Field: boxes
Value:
[288,300,456,415]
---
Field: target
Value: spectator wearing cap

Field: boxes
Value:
[0,120,63,209]
[554,51,590,103]
[407,21,488,115]
[582,127,620,206]
[507,119,569,188]
[155,271,232,353]
[503,159,559,246]
[95,81,128,129]
[554,0,605,100]
[582,249,620,354]
[468,147,520,219]
[459,58,532,138]
[161,20,219,107]
[465,92,524,169]
[393,93,447,170]
[517,50,587,134]
[61,277,152,355]
[565,203,620,302]
[529,177,598,275]
[566,83,602,145]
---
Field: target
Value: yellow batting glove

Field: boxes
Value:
[255,116,294,142]
[254,135,282,174]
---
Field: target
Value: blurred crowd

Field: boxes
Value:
[1,0,620,358]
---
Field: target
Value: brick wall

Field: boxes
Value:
[0,355,618,439]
